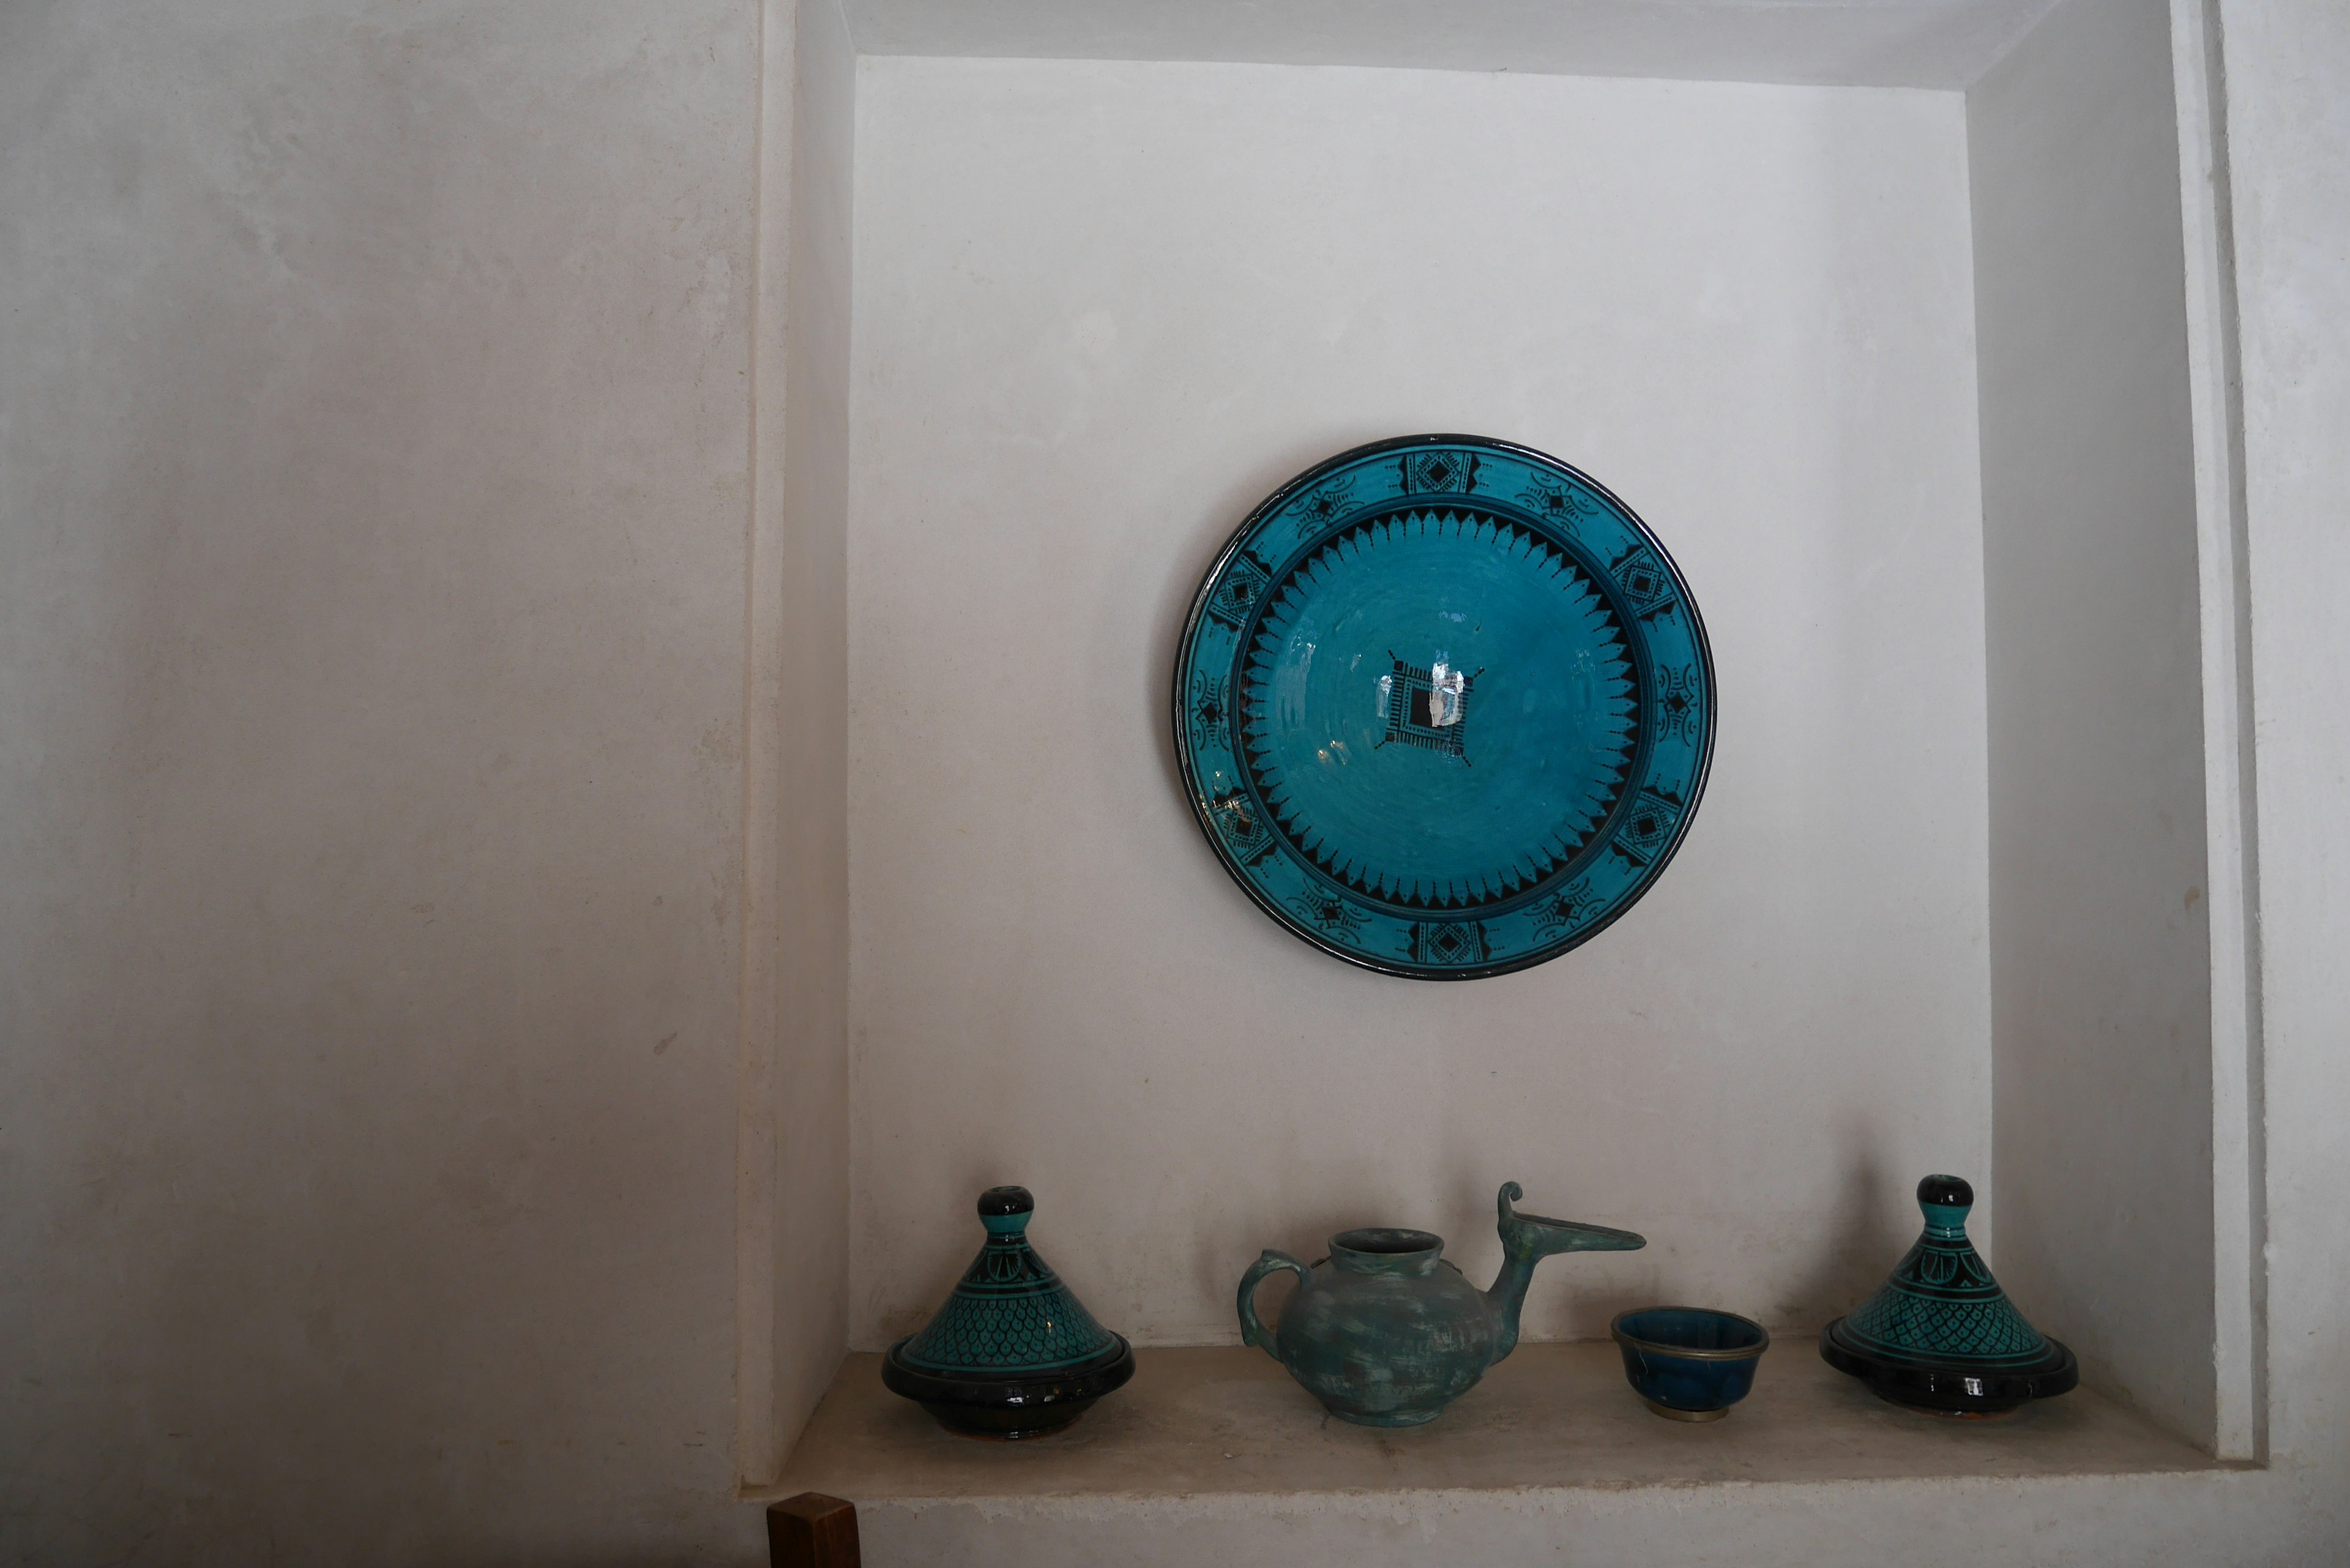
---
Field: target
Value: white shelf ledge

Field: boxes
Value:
[770,1342,2240,1564]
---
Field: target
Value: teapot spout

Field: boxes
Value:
[1483,1182,1646,1364]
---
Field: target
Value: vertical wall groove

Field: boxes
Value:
[2173,0,2267,1462]
[769,0,857,1476]
[736,0,793,1491]
[1972,0,2220,1447]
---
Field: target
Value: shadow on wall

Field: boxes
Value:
[1778,1134,1908,1328]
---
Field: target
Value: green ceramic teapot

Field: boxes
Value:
[1237,1182,1645,1426]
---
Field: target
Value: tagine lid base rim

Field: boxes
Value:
[1818,1318,2079,1413]
[880,1333,1136,1411]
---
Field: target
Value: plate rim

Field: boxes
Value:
[1172,432,1717,981]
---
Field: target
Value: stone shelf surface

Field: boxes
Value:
[773,1340,2226,1502]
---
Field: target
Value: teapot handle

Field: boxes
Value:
[1237,1250,1311,1359]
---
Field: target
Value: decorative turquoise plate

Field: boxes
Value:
[1174,435,1713,980]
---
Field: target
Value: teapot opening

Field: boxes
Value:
[1330,1228,1445,1276]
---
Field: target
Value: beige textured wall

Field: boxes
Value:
[0,1,765,1559]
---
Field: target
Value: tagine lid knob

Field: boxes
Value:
[1917,1173,1972,1209]
[978,1185,1035,1231]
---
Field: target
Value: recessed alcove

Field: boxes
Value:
[758,0,2259,1557]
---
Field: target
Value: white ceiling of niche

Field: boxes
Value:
[835,0,2063,90]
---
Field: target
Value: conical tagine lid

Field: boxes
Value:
[1819,1174,2076,1414]
[897,1186,1124,1376]
[881,1185,1135,1439]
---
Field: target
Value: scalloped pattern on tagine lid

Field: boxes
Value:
[895,1186,1123,1376]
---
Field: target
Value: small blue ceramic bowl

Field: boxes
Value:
[1610,1307,1770,1421]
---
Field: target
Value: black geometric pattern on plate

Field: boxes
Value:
[1655,663,1702,744]
[1401,920,1497,966]
[1207,784,1278,868]
[1515,477,1598,531]
[1607,786,1685,868]
[1203,547,1275,632]
[1188,672,1230,750]
[1608,540,1679,622]
[1529,878,1603,939]
[1380,657,1476,760]
[1292,474,1359,538]
[1288,887,1368,943]
[1398,448,1479,495]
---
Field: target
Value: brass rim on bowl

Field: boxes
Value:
[1643,1400,1730,1422]
[1609,1306,1772,1361]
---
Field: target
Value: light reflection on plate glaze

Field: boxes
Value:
[1174,435,1714,980]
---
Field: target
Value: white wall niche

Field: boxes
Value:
[848,51,1992,1357]
[760,0,2266,1542]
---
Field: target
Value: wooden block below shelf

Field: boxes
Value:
[767,1491,859,1568]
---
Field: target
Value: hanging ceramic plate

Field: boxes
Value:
[1174,435,1713,980]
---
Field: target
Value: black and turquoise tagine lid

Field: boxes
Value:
[1820,1174,2076,1415]
[881,1186,1133,1439]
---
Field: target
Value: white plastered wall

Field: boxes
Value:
[745,0,858,1482]
[1970,0,2218,1445]
[2222,0,2350,1495]
[844,58,1993,1352]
